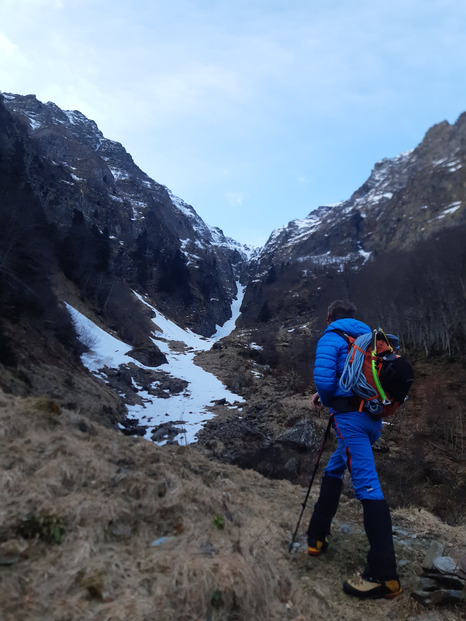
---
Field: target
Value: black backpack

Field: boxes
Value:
[336,328,414,417]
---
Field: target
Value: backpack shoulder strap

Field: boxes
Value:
[331,328,352,344]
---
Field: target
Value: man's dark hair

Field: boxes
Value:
[327,299,357,322]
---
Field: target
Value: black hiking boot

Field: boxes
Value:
[362,499,398,580]
[307,474,342,555]
[307,537,328,557]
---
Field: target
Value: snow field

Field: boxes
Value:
[65,287,245,444]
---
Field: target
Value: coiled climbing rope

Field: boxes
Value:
[338,332,383,415]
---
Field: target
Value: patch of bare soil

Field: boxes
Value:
[0,388,464,620]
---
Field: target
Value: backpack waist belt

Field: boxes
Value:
[331,396,361,413]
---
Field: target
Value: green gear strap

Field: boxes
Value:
[371,329,391,405]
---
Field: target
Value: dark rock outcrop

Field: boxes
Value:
[1,92,249,336]
[412,540,465,607]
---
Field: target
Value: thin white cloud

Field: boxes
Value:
[225,192,244,208]
[0,31,28,66]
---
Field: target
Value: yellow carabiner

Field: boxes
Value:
[371,329,391,404]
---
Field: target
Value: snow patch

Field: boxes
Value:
[64,110,80,125]
[26,115,41,131]
[433,155,462,173]
[65,286,245,445]
[435,201,462,219]
[109,166,130,181]
[359,248,371,262]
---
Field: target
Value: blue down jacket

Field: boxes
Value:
[314,317,371,408]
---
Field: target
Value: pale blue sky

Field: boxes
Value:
[1,0,466,246]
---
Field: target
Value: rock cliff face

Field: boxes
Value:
[3,91,465,348]
[1,93,249,337]
[239,113,466,359]
[256,113,466,267]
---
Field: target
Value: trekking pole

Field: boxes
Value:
[288,414,334,553]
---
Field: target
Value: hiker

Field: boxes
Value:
[307,299,402,600]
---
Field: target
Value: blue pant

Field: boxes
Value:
[325,411,384,500]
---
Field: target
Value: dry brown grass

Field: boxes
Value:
[0,389,464,620]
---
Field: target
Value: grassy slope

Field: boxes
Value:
[0,390,464,620]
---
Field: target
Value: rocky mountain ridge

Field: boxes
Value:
[3,91,465,346]
[1,92,251,337]
[239,114,465,361]
[256,113,465,268]
[1,90,466,426]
